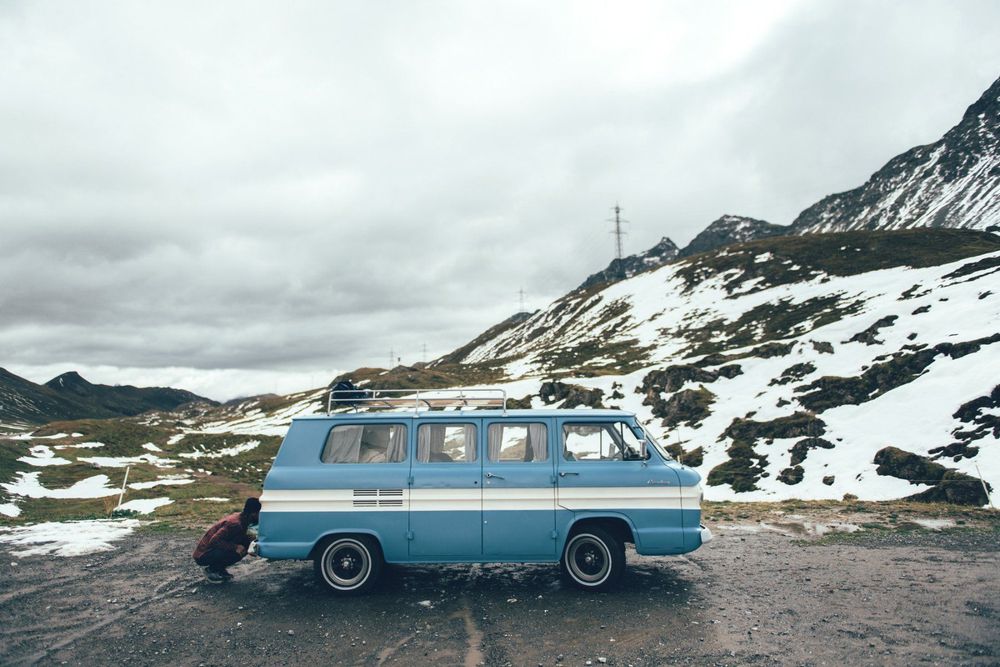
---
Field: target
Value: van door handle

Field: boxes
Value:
[559,472,579,477]
[485,472,504,480]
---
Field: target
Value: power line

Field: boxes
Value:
[607,203,630,277]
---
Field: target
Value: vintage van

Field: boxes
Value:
[257,389,711,594]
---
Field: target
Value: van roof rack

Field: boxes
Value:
[327,388,508,415]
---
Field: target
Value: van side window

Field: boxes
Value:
[488,423,548,462]
[563,422,643,461]
[321,424,407,464]
[417,424,477,463]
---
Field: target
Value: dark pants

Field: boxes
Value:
[195,548,244,572]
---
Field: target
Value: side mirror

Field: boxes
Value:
[639,439,649,463]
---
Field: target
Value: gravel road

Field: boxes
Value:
[1,523,997,666]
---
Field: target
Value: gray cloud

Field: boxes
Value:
[1,0,999,398]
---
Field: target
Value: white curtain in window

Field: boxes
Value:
[386,425,407,462]
[323,425,363,463]
[417,424,448,462]
[463,425,476,461]
[488,424,502,461]
[526,423,547,462]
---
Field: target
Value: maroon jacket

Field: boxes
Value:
[193,512,251,560]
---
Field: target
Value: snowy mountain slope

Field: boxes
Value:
[432,229,1000,503]
[114,228,1000,505]
[790,76,1000,233]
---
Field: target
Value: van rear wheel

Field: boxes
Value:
[560,527,625,591]
[314,535,383,595]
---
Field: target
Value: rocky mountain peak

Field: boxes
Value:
[577,236,679,291]
[45,371,92,392]
[790,75,1000,234]
[678,214,786,257]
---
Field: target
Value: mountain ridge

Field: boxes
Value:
[789,75,1000,233]
[0,368,216,425]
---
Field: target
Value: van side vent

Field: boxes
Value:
[353,489,404,508]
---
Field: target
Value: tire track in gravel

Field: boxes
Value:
[15,573,200,666]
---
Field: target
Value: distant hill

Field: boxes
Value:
[0,369,215,425]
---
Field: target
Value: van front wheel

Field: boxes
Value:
[314,535,382,595]
[560,528,625,591]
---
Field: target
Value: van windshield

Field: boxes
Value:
[637,422,672,460]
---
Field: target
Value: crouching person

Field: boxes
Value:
[193,497,261,583]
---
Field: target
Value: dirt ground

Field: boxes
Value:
[1,517,998,667]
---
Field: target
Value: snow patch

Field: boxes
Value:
[17,445,72,467]
[78,454,178,468]
[2,472,119,499]
[0,503,21,518]
[117,497,173,514]
[0,519,142,557]
[178,440,260,459]
[54,441,105,450]
[910,518,956,530]
[128,476,193,490]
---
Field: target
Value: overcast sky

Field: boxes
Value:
[2,1,998,400]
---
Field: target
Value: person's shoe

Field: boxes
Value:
[218,568,234,580]
[204,568,225,584]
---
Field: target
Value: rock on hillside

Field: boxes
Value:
[791,75,1000,233]
[679,215,787,257]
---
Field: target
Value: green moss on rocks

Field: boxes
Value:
[778,465,804,485]
[797,334,1000,412]
[873,446,990,506]
[846,315,899,345]
[707,439,768,492]
[538,381,605,409]
[664,443,704,467]
[655,387,716,428]
[708,412,826,491]
[789,437,835,465]
[769,362,816,386]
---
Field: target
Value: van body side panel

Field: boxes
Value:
[258,419,412,561]
[481,417,557,559]
[554,416,687,555]
[408,469,482,557]
[408,418,483,557]
[259,411,710,564]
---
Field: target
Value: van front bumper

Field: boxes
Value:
[699,524,713,545]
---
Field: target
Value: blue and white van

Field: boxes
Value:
[258,389,711,594]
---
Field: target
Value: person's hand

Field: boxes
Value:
[235,545,246,556]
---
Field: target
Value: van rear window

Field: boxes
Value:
[321,424,407,463]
